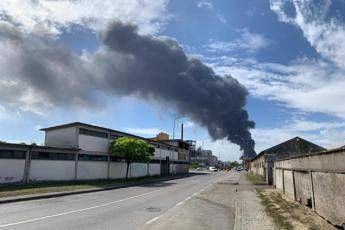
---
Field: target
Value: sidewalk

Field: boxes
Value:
[234,174,275,230]
[142,172,275,230]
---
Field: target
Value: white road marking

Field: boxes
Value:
[0,189,162,228]
[145,217,159,225]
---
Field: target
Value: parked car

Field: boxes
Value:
[236,166,243,171]
[209,166,218,172]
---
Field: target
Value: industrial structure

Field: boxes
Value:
[0,122,191,184]
[190,147,218,168]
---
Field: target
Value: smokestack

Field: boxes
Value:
[181,123,184,141]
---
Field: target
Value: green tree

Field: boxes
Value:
[190,161,199,169]
[229,161,240,168]
[110,137,155,180]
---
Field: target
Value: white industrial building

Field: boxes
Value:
[0,122,190,184]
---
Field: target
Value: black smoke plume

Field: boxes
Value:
[0,21,256,158]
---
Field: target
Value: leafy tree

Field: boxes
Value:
[110,137,155,180]
[0,140,6,143]
[190,161,199,169]
[229,161,240,168]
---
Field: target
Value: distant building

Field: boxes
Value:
[190,148,218,167]
[250,137,326,185]
[151,132,170,141]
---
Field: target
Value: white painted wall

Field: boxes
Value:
[30,160,75,181]
[130,163,148,178]
[158,149,178,160]
[109,162,127,179]
[45,127,77,148]
[0,159,25,183]
[149,164,160,176]
[77,161,107,180]
[78,135,109,153]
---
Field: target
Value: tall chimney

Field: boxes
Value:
[181,123,184,140]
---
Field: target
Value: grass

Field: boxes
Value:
[0,175,178,198]
[246,172,266,185]
[257,189,335,230]
[257,189,294,230]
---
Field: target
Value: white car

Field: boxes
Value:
[209,166,218,172]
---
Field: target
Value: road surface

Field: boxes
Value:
[0,172,229,230]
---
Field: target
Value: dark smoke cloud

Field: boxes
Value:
[0,21,256,158]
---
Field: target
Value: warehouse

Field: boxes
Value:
[250,137,325,184]
[0,122,190,184]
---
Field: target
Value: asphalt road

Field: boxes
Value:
[0,172,228,230]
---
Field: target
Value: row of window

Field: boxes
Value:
[79,128,122,140]
[78,154,108,161]
[79,128,108,139]
[31,152,75,161]
[0,150,26,159]
[0,149,189,164]
[79,128,177,151]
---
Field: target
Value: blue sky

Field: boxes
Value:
[1,0,345,161]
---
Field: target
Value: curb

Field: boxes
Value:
[0,174,189,205]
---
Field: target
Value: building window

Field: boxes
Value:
[79,128,108,139]
[78,154,108,161]
[110,156,124,162]
[31,151,75,161]
[0,150,26,159]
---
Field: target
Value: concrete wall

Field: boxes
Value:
[77,161,108,180]
[30,160,75,181]
[173,164,189,174]
[78,134,109,154]
[130,163,148,178]
[275,168,283,191]
[0,159,25,183]
[110,162,160,178]
[159,149,178,160]
[294,171,311,206]
[274,149,345,226]
[149,163,160,176]
[283,170,294,200]
[109,162,127,179]
[45,127,77,148]
[312,172,345,226]
[250,154,266,179]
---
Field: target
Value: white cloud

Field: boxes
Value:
[252,119,345,152]
[206,30,270,54]
[195,118,345,161]
[183,121,196,128]
[125,128,165,136]
[0,0,170,36]
[208,56,345,119]
[197,0,214,10]
[270,0,345,68]
[197,0,227,25]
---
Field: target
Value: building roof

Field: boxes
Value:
[40,122,177,149]
[251,136,326,161]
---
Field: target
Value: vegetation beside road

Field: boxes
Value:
[246,172,266,185]
[257,189,336,230]
[0,175,180,199]
[110,137,155,180]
